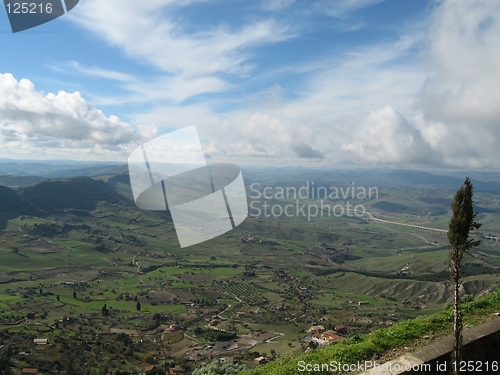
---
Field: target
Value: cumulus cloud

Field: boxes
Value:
[341,106,440,164]
[132,30,427,165]
[413,0,500,168]
[287,0,500,168]
[202,111,324,160]
[0,73,150,159]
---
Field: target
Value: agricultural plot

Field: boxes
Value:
[213,282,270,305]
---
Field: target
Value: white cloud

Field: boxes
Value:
[55,61,228,105]
[61,0,436,166]
[69,62,134,82]
[201,111,324,160]
[284,33,426,121]
[0,73,149,160]
[130,31,428,165]
[67,0,292,102]
[252,0,500,168]
[219,33,427,165]
[341,106,440,164]
[413,0,500,168]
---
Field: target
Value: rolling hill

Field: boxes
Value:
[0,185,38,215]
[18,176,131,212]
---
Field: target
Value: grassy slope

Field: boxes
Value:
[241,288,500,375]
[18,176,129,211]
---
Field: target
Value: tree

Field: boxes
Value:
[136,301,141,311]
[447,177,481,373]
[73,291,77,299]
[192,359,248,375]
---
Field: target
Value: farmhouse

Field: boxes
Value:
[335,324,350,336]
[33,339,48,345]
[22,369,38,375]
[165,324,181,333]
[307,325,325,334]
[312,330,345,346]
[323,330,344,342]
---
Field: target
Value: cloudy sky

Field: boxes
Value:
[0,0,499,169]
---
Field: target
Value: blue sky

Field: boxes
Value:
[0,0,499,169]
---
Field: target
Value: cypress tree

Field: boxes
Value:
[447,177,481,373]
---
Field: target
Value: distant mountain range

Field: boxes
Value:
[0,159,127,179]
[382,170,500,193]
[241,168,500,193]
[1,160,499,192]
[1,162,499,222]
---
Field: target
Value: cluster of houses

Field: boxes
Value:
[15,339,49,375]
[307,324,350,346]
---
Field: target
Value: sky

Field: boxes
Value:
[0,0,499,169]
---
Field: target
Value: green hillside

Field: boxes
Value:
[102,173,134,200]
[18,176,131,211]
[0,185,38,215]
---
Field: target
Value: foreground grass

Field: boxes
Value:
[242,288,500,375]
